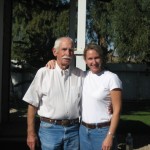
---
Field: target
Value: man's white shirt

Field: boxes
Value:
[23,63,84,119]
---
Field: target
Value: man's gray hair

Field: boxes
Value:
[54,37,74,51]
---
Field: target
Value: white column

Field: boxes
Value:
[0,0,4,123]
[69,0,77,67]
[75,0,87,71]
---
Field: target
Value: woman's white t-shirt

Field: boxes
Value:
[82,70,122,123]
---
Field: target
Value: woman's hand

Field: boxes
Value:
[102,134,113,150]
[46,60,56,69]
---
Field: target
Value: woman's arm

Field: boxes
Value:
[102,88,122,150]
[108,88,122,136]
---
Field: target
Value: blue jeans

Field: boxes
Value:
[79,124,117,150]
[38,121,80,150]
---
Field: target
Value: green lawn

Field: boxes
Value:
[121,111,150,126]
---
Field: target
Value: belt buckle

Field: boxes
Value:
[62,120,70,126]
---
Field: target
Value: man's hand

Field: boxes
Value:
[27,133,39,150]
[46,60,56,69]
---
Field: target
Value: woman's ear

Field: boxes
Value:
[52,48,57,57]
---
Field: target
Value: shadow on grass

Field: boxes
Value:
[0,116,41,150]
[116,101,150,149]
[117,119,150,149]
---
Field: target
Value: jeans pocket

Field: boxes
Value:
[40,121,54,128]
[97,126,109,134]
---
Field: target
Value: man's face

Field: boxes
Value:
[53,38,74,69]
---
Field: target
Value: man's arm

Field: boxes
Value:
[27,104,38,150]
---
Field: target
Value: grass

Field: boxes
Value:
[121,111,150,126]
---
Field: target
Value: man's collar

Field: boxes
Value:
[56,62,71,76]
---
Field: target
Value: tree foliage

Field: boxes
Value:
[87,0,150,63]
[11,0,70,68]
[11,0,150,65]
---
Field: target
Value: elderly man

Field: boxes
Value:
[23,37,84,150]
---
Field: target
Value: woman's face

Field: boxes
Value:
[85,49,102,73]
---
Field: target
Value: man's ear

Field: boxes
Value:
[52,48,57,57]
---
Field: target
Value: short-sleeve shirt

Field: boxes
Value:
[22,63,84,119]
[82,70,122,123]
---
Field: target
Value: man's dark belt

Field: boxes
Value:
[81,121,110,129]
[40,117,79,126]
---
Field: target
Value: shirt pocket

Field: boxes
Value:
[71,86,82,103]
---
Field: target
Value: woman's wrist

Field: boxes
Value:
[107,131,115,138]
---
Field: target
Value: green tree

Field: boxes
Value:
[11,0,70,68]
[87,0,150,63]
[110,0,150,63]
[12,0,150,64]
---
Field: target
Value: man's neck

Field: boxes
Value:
[57,62,69,70]
[61,65,69,70]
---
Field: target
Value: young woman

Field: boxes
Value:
[80,43,122,150]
